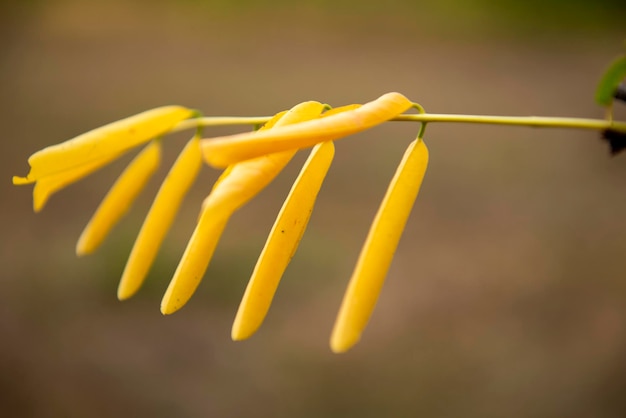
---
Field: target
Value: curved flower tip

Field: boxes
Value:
[160,101,326,315]
[232,141,336,341]
[200,92,412,168]
[76,140,161,256]
[160,209,229,314]
[330,138,429,353]
[32,151,125,213]
[14,106,193,210]
[12,176,32,185]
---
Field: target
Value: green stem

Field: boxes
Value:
[173,114,626,134]
[394,114,626,132]
[171,117,271,133]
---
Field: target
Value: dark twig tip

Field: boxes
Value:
[614,84,626,103]
[601,128,626,156]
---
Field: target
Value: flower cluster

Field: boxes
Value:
[13,92,429,353]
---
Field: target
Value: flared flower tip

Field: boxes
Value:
[12,176,32,185]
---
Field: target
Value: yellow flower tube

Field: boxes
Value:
[330,138,429,353]
[232,141,335,341]
[76,140,161,255]
[117,136,203,301]
[201,92,411,168]
[160,102,326,315]
[14,106,192,184]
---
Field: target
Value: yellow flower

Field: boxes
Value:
[13,93,429,353]
[117,135,203,300]
[201,92,412,168]
[13,106,194,212]
[232,140,335,341]
[331,138,428,352]
[76,140,162,255]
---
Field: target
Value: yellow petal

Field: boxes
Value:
[161,102,326,315]
[31,150,125,212]
[330,138,429,353]
[201,92,411,168]
[232,141,335,340]
[117,136,203,300]
[15,106,191,184]
[76,141,161,256]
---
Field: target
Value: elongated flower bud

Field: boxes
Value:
[117,136,203,300]
[232,141,335,340]
[201,92,412,168]
[14,106,192,185]
[331,138,429,353]
[76,140,161,255]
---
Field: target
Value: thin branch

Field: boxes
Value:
[174,114,626,134]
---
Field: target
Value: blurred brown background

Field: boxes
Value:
[2,0,626,416]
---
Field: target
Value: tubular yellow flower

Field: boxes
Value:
[201,92,411,168]
[117,135,203,300]
[330,138,429,353]
[232,141,335,341]
[76,140,162,255]
[14,106,193,213]
[160,102,326,315]
[13,106,192,184]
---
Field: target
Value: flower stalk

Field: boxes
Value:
[178,113,626,135]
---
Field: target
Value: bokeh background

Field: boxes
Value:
[2,0,626,416]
